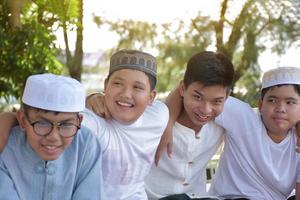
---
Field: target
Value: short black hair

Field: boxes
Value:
[183,51,234,90]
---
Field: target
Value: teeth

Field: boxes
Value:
[117,101,133,107]
[44,146,57,150]
[196,113,209,119]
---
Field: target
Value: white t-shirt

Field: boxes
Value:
[145,121,224,199]
[209,97,300,200]
[82,100,169,200]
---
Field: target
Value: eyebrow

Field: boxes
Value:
[112,76,147,86]
[193,90,226,100]
[267,95,298,101]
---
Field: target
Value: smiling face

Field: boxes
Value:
[17,109,81,161]
[259,85,300,139]
[178,81,229,132]
[104,69,156,124]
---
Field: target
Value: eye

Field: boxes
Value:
[35,121,51,127]
[193,94,202,100]
[287,100,297,105]
[112,81,122,85]
[267,98,276,103]
[134,85,145,90]
[214,99,224,105]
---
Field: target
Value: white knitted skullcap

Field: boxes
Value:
[262,67,300,89]
[22,73,85,112]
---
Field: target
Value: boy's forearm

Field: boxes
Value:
[165,86,182,122]
[0,112,17,152]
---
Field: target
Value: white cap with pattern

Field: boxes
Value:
[262,67,300,89]
[22,73,85,112]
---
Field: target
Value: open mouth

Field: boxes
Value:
[116,101,134,108]
[195,112,210,121]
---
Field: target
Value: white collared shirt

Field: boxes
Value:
[145,121,224,199]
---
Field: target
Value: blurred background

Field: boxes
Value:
[1,0,300,111]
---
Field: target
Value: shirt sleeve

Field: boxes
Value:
[72,129,104,200]
[81,108,107,144]
[215,96,258,135]
[0,157,21,199]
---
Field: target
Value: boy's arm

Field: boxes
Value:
[155,86,183,165]
[86,93,112,120]
[0,159,20,199]
[0,112,18,152]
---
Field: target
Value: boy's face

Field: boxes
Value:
[17,109,81,161]
[259,85,300,136]
[178,81,229,131]
[104,69,156,124]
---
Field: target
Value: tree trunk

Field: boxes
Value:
[7,0,31,30]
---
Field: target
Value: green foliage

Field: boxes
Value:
[0,1,61,102]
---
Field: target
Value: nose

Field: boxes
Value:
[274,102,286,113]
[200,102,213,114]
[120,86,132,98]
[45,125,60,141]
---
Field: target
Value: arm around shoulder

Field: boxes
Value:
[0,112,18,152]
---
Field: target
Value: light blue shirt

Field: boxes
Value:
[0,126,103,200]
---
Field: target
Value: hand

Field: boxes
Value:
[86,93,112,120]
[0,112,17,152]
[154,121,173,166]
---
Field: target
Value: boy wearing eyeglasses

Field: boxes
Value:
[0,74,103,199]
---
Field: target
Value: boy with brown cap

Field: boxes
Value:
[82,49,169,199]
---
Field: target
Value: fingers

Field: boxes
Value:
[166,137,173,158]
[154,143,163,166]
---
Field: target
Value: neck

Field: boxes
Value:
[177,113,202,133]
[267,130,288,143]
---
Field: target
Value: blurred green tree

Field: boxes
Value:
[94,0,300,106]
[0,0,61,102]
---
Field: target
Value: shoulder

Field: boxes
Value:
[5,126,25,149]
[70,125,102,155]
[144,100,169,126]
[146,100,169,117]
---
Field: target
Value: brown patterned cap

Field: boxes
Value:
[109,49,157,80]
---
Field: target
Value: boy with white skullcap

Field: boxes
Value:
[0,74,103,199]
[207,67,300,200]
[160,67,300,200]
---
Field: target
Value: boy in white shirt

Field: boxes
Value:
[82,49,169,199]
[161,67,300,200]
[144,51,234,199]
[208,67,300,200]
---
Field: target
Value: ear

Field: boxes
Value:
[258,98,263,112]
[104,77,108,91]
[179,80,185,97]
[16,111,27,130]
[77,113,83,124]
[148,90,157,105]
[225,88,232,99]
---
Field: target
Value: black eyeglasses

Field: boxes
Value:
[24,113,80,138]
